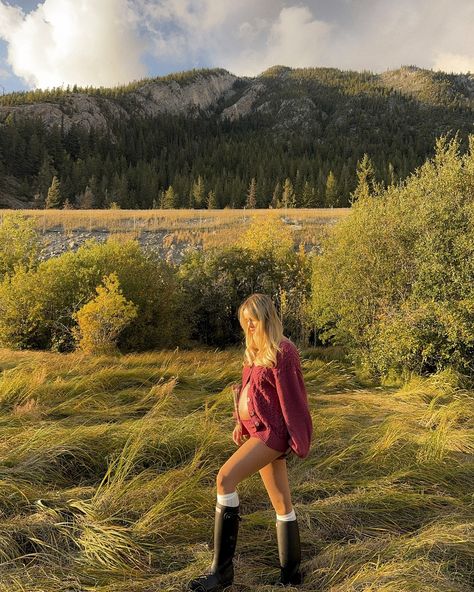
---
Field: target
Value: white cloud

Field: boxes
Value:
[135,0,275,68]
[0,1,24,30]
[1,0,474,91]
[226,6,332,75]
[0,0,147,89]
[134,0,474,77]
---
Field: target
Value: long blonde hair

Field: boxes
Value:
[238,293,287,368]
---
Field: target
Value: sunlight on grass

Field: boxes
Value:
[0,346,471,590]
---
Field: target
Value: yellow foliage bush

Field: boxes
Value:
[72,272,138,355]
[235,214,294,260]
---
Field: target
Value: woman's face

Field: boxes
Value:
[242,308,259,338]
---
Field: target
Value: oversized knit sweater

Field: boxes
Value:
[233,338,313,459]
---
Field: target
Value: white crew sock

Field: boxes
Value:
[276,508,296,521]
[217,491,239,507]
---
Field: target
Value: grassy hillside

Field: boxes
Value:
[0,345,472,591]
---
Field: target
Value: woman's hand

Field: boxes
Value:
[233,423,244,446]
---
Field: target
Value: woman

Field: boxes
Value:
[187,293,313,591]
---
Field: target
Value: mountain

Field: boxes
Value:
[0,65,473,209]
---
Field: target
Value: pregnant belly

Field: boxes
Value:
[238,382,251,420]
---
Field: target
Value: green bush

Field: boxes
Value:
[0,211,43,280]
[0,237,190,352]
[310,133,474,378]
[0,264,47,349]
[178,216,313,346]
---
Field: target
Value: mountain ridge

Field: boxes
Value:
[1,65,473,209]
[1,65,473,134]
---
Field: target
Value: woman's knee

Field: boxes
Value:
[216,468,237,493]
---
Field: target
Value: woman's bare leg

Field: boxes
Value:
[216,437,285,494]
[259,458,293,515]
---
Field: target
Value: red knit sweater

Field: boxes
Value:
[233,338,313,459]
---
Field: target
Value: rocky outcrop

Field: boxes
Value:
[0,93,129,134]
[0,70,238,134]
[221,82,267,121]
[135,71,238,117]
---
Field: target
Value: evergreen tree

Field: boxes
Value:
[281,178,296,208]
[294,168,303,206]
[77,185,95,209]
[246,177,257,209]
[158,189,165,208]
[207,189,218,209]
[271,181,282,208]
[163,185,177,209]
[192,175,205,208]
[325,170,338,207]
[87,175,99,204]
[37,155,56,203]
[302,180,317,208]
[60,175,74,206]
[45,176,61,208]
[111,173,129,208]
[350,153,376,204]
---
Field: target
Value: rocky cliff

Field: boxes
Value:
[0,70,239,134]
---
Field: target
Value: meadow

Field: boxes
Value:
[0,344,472,591]
[0,207,348,256]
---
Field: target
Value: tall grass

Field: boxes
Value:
[0,346,472,590]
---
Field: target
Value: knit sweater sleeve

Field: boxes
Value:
[272,346,313,459]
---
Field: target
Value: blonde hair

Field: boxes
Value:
[238,293,287,368]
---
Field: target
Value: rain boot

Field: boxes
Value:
[274,518,303,586]
[187,502,241,591]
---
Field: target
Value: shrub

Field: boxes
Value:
[310,133,474,378]
[0,237,190,352]
[0,264,47,349]
[72,272,139,355]
[178,215,313,346]
[0,211,43,280]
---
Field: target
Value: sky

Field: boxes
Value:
[0,0,473,94]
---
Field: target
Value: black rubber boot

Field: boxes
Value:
[274,518,303,586]
[187,503,241,591]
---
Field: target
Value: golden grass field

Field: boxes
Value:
[0,208,349,253]
[0,344,472,591]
